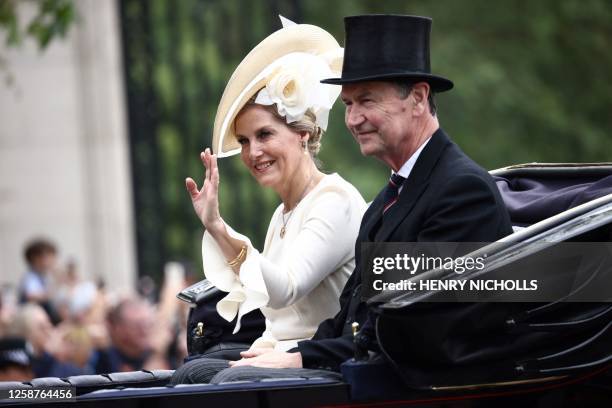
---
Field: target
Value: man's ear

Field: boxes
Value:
[411,82,430,114]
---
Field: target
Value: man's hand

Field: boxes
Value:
[240,347,274,359]
[229,350,303,369]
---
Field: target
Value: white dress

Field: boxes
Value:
[201,173,366,351]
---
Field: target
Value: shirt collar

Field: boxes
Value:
[394,136,431,179]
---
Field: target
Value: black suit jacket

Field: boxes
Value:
[296,128,513,371]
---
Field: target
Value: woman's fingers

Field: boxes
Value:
[185,177,199,198]
[212,167,219,193]
[195,148,217,195]
[202,149,211,181]
[211,153,219,189]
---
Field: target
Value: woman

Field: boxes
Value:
[185,19,365,355]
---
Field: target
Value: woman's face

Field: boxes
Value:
[235,105,308,192]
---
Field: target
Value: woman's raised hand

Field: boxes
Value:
[186,148,223,234]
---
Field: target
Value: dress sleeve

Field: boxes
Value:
[201,223,270,334]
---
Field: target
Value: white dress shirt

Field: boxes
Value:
[395,136,431,194]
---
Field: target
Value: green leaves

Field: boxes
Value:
[0,0,75,49]
[27,0,75,49]
[0,0,21,46]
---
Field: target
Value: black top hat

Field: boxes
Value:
[322,15,453,92]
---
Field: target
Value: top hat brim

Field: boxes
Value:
[321,72,454,93]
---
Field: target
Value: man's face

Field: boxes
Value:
[340,81,414,162]
[109,303,153,357]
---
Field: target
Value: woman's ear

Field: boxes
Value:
[299,130,310,144]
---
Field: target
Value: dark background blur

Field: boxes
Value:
[118,0,611,281]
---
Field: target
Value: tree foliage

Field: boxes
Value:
[0,0,75,49]
[0,0,75,85]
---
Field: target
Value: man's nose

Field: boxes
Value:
[345,106,365,128]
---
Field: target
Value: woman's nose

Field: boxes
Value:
[248,141,263,160]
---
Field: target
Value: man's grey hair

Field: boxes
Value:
[392,81,437,116]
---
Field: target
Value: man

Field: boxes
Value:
[94,299,157,373]
[173,14,512,384]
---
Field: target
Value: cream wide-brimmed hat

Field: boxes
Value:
[212,17,343,157]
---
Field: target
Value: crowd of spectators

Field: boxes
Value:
[0,238,191,382]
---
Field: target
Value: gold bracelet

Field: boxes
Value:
[227,245,247,267]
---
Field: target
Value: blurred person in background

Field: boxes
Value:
[53,259,81,321]
[57,325,95,374]
[158,263,191,368]
[18,238,61,324]
[94,298,160,373]
[82,277,113,352]
[137,275,157,303]
[8,303,85,377]
[0,337,34,381]
[49,260,111,359]
[92,269,188,374]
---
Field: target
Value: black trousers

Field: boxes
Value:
[169,357,342,385]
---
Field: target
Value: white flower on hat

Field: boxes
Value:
[255,51,341,131]
[263,66,307,120]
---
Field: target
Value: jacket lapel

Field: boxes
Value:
[375,128,451,242]
[362,191,386,241]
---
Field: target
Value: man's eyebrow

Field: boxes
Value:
[341,90,372,102]
[357,90,372,99]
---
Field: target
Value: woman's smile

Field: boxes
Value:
[253,160,276,172]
